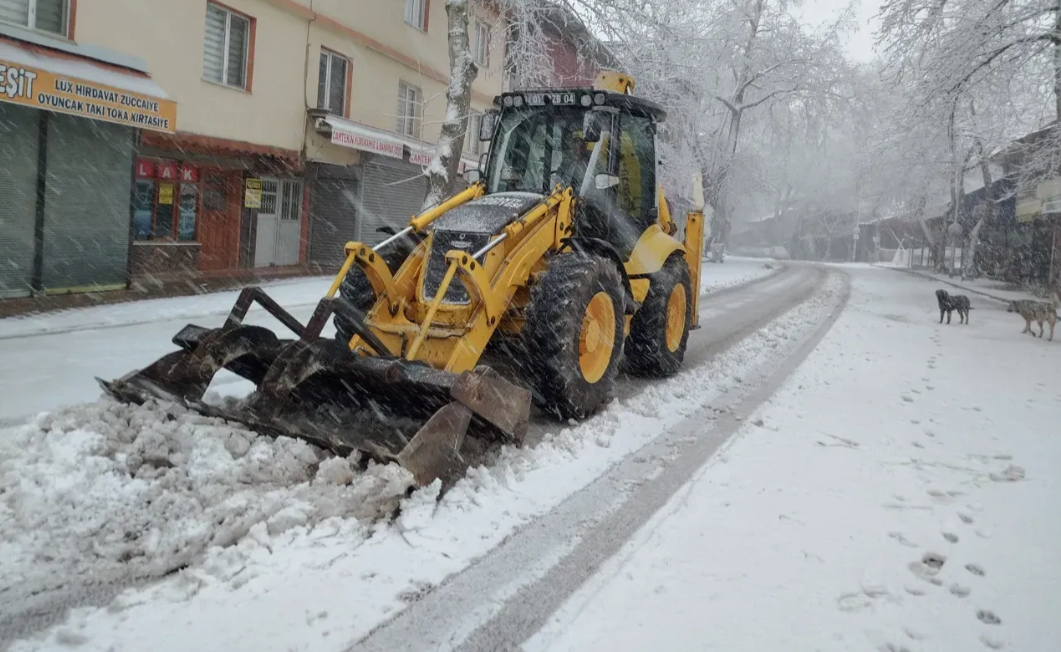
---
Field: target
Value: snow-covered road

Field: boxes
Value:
[0,257,782,649]
[8,262,1055,652]
[525,265,1061,652]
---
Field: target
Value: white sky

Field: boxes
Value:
[793,0,880,63]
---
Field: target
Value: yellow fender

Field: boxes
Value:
[624,224,684,278]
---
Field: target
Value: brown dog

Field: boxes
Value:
[1007,293,1058,341]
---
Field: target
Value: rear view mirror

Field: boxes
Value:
[595,173,620,190]
[479,110,498,141]
[464,168,481,185]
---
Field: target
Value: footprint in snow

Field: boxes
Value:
[958,511,975,524]
[965,563,986,577]
[909,552,946,580]
[901,395,915,403]
[989,465,1025,483]
[903,627,925,642]
[977,609,1002,625]
[888,532,919,548]
[980,633,1006,649]
[949,583,971,598]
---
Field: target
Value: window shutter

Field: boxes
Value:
[33,0,65,34]
[317,52,329,109]
[329,56,346,114]
[0,0,30,27]
[202,4,226,84]
[226,14,249,88]
[396,84,407,135]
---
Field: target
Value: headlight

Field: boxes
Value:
[503,96,514,107]
[593,93,605,105]
[513,95,524,107]
[580,94,592,107]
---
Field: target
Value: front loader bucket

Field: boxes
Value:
[100,286,531,489]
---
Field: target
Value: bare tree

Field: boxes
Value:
[424,0,479,209]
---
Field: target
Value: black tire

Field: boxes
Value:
[521,252,626,420]
[334,242,414,345]
[624,253,692,378]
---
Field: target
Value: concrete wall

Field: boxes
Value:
[73,0,506,157]
[76,0,309,151]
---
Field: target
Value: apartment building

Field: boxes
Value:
[0,0,505,297]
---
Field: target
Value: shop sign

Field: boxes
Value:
[156,161,178,180]
[158,183,174,205]
[135,158,154,178]
[330,127,404,159]
[0,58,177,133]
[409,150,433,166]
[179,165,199,183]
[245,178,263,209]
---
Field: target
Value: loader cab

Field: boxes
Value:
[480,89,665,259]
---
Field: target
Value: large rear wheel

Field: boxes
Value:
[522,252,625,420]
[624,254,692,378]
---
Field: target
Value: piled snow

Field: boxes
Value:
[7,273,843,652]
[0,400,413,608]
[527,266,1061,652]
[699,256,778,293]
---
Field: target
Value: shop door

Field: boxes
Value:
[308,164,359,269]
[0,104,38,298]
[254,179,303,267]
[42,114,133,292]
[361,159,428,246]
[199,171,241,271]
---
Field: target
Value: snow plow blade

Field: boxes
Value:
[99,287,531,488]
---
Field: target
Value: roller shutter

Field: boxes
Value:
[0,104,38,298]
[308,163,360,269]
[360,157,428,246]
[41,114,133,291]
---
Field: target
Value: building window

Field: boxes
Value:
[0,0,69,36]
[133,159,201,241]
[203,2,251,89]
[404,0,426,31]
[466,111,482,156]
[317,49,348,116]
[397,81,422,138]
[473,20,489,67]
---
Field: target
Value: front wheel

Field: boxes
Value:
[624,254,692,378]
[521,252,625,420]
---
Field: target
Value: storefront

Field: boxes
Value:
[131,131,305,280]
[0,36,176,298]
[307,113,479,266]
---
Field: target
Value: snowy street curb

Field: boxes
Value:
[871,264,1015,304]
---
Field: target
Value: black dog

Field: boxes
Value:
[936,289,972,324]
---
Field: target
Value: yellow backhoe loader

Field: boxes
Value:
[102,72,704,488]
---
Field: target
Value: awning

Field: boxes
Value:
[0,37,176,133]
[321,115,406,159]
[320,115,479,171]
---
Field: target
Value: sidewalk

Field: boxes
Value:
[0,276,332,340]
[0,267,323,320]
[874,263,1042,304]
